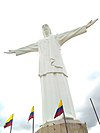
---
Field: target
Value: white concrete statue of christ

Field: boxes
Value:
[5,19,98,123]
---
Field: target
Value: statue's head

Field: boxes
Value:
[42,24,52,37]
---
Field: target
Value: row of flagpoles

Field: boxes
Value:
[3,98,100,133]
[3,100,68,133]
[3,106,34,133]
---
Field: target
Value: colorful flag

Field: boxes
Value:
[4,114,14,128]
[54,100,64,118]
[28,106,34,121]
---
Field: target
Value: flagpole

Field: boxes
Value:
[10,114,14,133]
[10,123,12,133]
[63,109,68,133]
[32,115,34,133]
[90,98,100,125]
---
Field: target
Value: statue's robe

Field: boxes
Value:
[13,26,87,123]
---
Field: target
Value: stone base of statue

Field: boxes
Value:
[35,118,88,133]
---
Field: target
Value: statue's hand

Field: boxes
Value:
[4,50,15,54]
[86,18,98,28]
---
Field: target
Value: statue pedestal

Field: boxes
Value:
[36,118,88,133]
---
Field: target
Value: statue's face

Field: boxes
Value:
[42,24,51,37]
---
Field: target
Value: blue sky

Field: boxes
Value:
[0,0,100,133]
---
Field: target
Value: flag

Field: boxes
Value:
[54,100,64,118]
[4,114,14,128]
[28,106,34,121]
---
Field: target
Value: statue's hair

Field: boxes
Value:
[42,24,49,28]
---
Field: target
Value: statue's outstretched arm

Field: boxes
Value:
[4,42,38,56]
[56,18,98,45]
